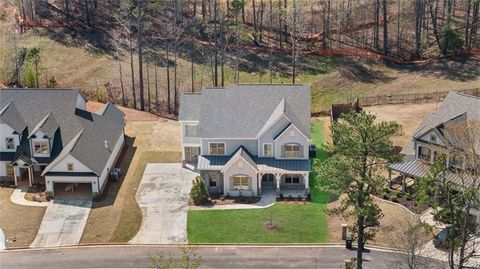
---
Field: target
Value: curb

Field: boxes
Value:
[2,243,397,253]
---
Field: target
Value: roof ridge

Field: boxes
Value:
[0,100,12,115]
[450,91,480,100]
[28,112,52,138]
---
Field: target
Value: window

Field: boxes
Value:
[34,141,49,155]
[430,134,437,143]
[209,177,217,187]
[67,163,74,171]
[209,143,225,155]
[185,125,198,137]
[285,175,300,184]
[284,143,302,157]
[263,143,272,156]
[418,146,431,162]
[5,137,15,150]
[232,175,249,190]
[6,165,14,176]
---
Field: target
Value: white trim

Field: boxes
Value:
[0,101,12,116]
[273,123,309,142]
[28,112,51,138]
[182,143,201,147]
[262,143,273,157]
[41,129,85,176]
[208,142,226,155]
[221,153,258,173]
[179,120,200,123]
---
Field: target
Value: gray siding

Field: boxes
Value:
[258,116,290,157]
[201,139,258,155]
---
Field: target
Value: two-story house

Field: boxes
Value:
[387,91,480,223]
[179,84,311,197]
[0,89,125,197]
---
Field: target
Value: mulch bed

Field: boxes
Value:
[190,196,261,206]
[381,190,429,214]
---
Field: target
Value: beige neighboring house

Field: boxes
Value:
[179,84,312,197]
[0,89,125,196]
[388,91,480,226]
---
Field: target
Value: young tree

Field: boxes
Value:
[316,111,401,269]
[26,47,41,88]
[391,215,434,269]
[151,245,202,269]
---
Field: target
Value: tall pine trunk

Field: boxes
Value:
[383,0,388,55]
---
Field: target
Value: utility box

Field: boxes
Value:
[345,236,353,249]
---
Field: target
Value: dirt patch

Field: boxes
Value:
[327,196,416,247]
[87,102,165,121]
[0,187,46,248]
[365,103,437,149]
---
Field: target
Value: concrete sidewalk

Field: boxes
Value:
[30,199,91,248]
[10,188,51,207]
[129,163,197,244]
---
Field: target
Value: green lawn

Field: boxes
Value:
[187,121,330,243]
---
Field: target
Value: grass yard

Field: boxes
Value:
[187,121,330,244]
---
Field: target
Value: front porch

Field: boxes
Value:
[257,172,309,198]
[12,166,46,187]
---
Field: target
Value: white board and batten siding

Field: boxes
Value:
[45,132,125,195]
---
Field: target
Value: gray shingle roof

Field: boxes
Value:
[0,89,124,176]
[179,84,311,138]
[179,93,202,121]
[414,92,480,138]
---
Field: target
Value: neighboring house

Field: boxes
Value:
[387,91,480,223]
[179,84,311,197]
[0,89,125,196]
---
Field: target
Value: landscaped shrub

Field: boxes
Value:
[390,193,398,202]
[405,192,413,201]
[383,186,390,193]
[190,176,209,205]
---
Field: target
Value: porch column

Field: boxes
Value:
[257,173,263,195]
[275,174,281,193]
[303,172,309,189]
[28,167,33,187]
[388,168,392,188]
[401,174,406,193]
[13,166,18,186]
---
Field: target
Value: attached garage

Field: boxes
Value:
[53,182,93,199]
[44,172,99,197]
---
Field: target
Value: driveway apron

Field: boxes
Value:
[130,163,197,244]
[30,199,91,248]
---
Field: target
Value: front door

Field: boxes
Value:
[184,147,200,163]
[262,174,275,188]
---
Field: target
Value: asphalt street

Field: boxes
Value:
[0,245,447,269]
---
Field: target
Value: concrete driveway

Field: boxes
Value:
[130,163,197,244]
[30,199,91,248]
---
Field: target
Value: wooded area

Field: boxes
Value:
[4,0,480,115]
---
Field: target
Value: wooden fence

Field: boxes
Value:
[358,88,480,107]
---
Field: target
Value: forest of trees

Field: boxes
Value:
[6,0,480,115]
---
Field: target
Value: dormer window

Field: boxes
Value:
[5,137,15,150]
[33,141,49,155]
[263,143,273,157]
